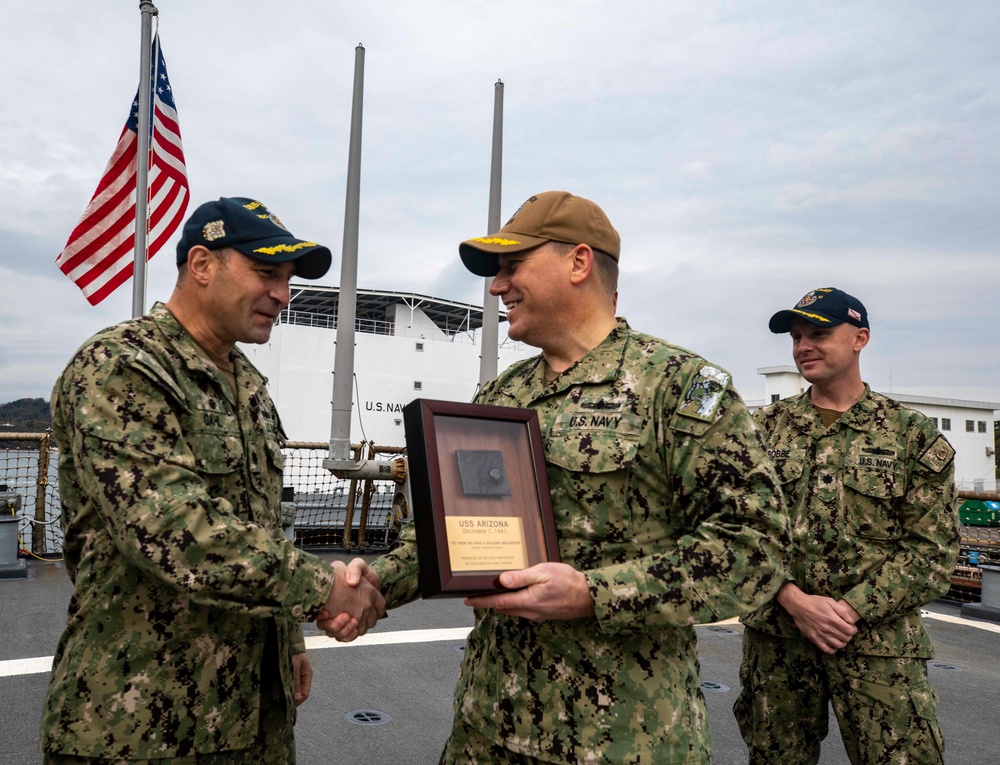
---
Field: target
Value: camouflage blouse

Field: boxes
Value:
[742,385,959,658]
[41,303,334,758]
[374,319,790,764]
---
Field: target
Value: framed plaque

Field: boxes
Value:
[403,398,560,598]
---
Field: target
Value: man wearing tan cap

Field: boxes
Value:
[335,191,791,763]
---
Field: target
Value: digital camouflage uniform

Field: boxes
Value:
[735,385,959,765]
[41,302,336,762]
[373,319,791,764]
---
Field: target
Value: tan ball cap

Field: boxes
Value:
[459,191,621,277]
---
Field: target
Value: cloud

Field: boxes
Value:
[1,0,998,407]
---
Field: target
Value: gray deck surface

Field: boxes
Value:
[2,553,997,764]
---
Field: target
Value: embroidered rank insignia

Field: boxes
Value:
[679,364,730,422]
[203,220,226,241]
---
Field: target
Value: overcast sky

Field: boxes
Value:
[2,1,998,407]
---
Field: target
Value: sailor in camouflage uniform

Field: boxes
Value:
[734,288,960,764]
[42,198,384,764]
[339,191,791,763]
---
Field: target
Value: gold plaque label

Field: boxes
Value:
[444,516,528,572]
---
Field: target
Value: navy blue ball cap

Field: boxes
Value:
[176,197,332,279]
[769,287,869,333]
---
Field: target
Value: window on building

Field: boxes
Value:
[941,418,951,431]
[979,421,988,433]
[415,342,424,352]
[967,420,976,432]
[930,417,938,428]
[771,394,780,403]
[414,381,422,390]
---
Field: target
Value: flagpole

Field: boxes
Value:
[133,1,158,318]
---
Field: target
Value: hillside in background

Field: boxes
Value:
[0,398,52,432]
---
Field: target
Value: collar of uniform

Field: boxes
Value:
[794,382,876,433]
[148,302,222,377]
[544,317,631,391]
[492,318,631,401]
[835,383,876,432]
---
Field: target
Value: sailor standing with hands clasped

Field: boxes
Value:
[735,287,959,764]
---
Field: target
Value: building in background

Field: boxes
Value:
[241,285,536,446]
[244,300,999,494]
[750,366,999,492]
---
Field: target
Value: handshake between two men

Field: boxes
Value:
[316,558,385,642]
[314,556,600,642]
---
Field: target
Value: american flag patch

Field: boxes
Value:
[848,308,862,321]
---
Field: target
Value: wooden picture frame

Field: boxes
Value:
[403,398,560,598]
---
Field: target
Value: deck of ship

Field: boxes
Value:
[2,552,999,764]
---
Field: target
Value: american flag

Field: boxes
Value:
[56,33,189,306]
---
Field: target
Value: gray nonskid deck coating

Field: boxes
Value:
[2,554,997,764]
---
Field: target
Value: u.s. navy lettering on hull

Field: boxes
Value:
[365,400,405,413]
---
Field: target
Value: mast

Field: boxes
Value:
[322,45,398,483]
[328,45,366,465]
[478,79,504,385]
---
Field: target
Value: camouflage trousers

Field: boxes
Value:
[43,628,296,765]
[439,714,549,765]
[42,708,294,765]
[735,627,944,765]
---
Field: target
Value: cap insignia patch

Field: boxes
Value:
[505,196,537,226]
[203,220,226,241]
[797,291,818,308]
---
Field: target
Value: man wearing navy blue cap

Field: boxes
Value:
[735,287,959,764]
[42,197,384,763]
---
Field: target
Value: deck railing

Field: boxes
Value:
[1,434,407,561]
[2,432,996,604]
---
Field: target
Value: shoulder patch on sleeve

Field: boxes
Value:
[919,435,955,473]
[678,364,731,423]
